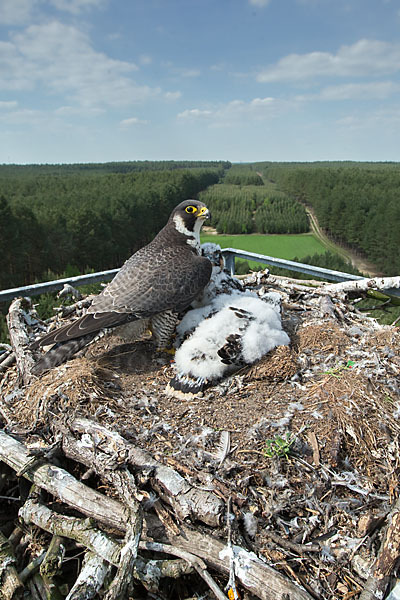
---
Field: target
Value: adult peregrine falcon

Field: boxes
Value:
[31,200,211,375]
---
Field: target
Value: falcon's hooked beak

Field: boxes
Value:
[198,206,210,220]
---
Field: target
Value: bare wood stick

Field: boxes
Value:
[18,499,197,595]
[0,429,126,531]
[103,469,142,600]
[163,524,314,600]
[18,552,45,584]
[19,499,122,566]
[0,530,23,599]
[225,496,240,600]
[0,354,16,377]
[39,535,65,600]
[323,276,400,295]
[66,417,224,526]
[40,535,64,580]
[139,541,226,600]
[359,497,400,600]
[6,297,37,385]
[32,572,63,600]
[65,552,110,600]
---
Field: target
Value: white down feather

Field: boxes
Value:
[174,292,290,380]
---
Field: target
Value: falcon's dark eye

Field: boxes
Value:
[185,205,197,214]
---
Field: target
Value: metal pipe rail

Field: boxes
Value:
[222,248,400,298]
[0,269,119,303]
[0,248,399,302]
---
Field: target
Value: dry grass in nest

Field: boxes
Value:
[292,369,400,487]
[371,326,400,352]
[246,344,298,381]
[16,358,121,430]
[296,321,349,354]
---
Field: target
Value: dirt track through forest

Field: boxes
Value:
[255,170,380,277]
[303,204,381,277]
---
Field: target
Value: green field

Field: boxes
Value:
[201,232,327,268]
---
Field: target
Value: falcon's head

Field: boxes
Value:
[171,199,210,252]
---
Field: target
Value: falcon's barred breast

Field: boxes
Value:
[31,200,212,375]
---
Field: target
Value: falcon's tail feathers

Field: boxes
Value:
[165,373,208,399]
[31,332,98,376]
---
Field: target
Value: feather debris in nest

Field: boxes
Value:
[14,358,123,430]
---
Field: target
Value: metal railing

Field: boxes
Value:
[0,248,399,302]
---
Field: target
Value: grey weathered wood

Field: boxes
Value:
[67,417,224,527]
[6,298,36,385]
[0,530,23,599]
[65,552,110,600]
[0,430,126,531]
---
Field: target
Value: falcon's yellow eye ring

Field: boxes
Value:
[185,205,197,214]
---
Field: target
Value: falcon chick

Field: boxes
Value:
[166,245,290,398]
[31,200,212,375]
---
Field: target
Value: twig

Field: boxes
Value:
[65,552,110,600]
[103,469,143,600]
[391,314,400,326]
[323,276,400,295]
[6,297,37,385]
[359,496,400,600]
[0,429,126,531]
[139,541,226,600]
[0,530,23,599]
[18,552,45,584]
[262,530,320,554]
[0,352,15,372]
[3,428,314,600]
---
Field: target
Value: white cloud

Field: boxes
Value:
[178,96,283,126]
[178,68,201,78]
[257,39,400,82]
[163,62,201,78]
[0,0,105,24]
[178,108,213,119]
[249,0,271,6]
[54,105,105,116]
[0,100,18,109]
[0,0,36,25]
[164,91,182,101]
[0,108,45,125]
[318,81,400,100]
[48,0,106,14]
[1,21,161,108]
[119,117,148,127]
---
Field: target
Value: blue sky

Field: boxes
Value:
[1,0,400,163]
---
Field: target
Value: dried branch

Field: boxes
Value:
[323,276,400,295]
[360,497,400,600]
[0,530,23,599]
[6,298,37,386]
[65,416,224,527]
[19,499,223,599]
[103,470,142,600]
[0,429,126,531]
[65,552,110,600]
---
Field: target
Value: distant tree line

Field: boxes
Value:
[259,162,400,276]
[223,165,264,186]
[0,165,225,290]
[199,184,309,234]
[0,160,231,178]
